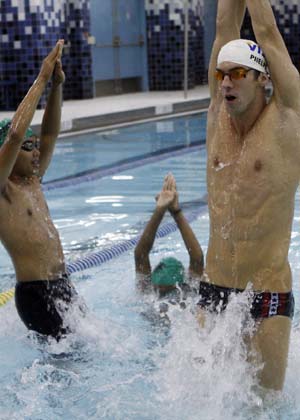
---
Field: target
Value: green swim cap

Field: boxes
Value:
[0,119,11,147]
[24,126,34,140]
[0,118,34,147]
[151,257,185,287]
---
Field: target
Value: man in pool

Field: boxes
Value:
[135,173,204,302]
[203,0,300,389]
[0,40,83,340]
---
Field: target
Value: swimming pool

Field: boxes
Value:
[1,112,300,420]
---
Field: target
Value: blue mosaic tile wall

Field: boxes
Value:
[0,0,93,111]
[241,0,300,72]
[145,0,206,91]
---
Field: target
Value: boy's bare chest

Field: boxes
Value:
[1,183,52,232]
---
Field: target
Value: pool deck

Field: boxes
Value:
[0,85,210,134]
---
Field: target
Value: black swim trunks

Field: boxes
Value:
[15,274,85,339]
[198,281,294,319]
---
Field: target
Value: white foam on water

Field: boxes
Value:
[149,289,300,420]
[1,215,300,419]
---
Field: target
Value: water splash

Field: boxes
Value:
[151,292,266,420]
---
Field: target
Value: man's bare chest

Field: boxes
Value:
[206,127,299,216]
[209,129,281,175]
[207,104,300,184]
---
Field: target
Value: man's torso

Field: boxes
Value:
[206,99,300,292]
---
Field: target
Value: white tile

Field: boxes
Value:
[25,26,33,35]
[6,13,14,21]
[14,41,21,49]
[293,13,298,24]
[30,0,40,6]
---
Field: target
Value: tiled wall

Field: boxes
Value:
[0,0,93,111]
[63,0,93,101]
[2,0,300,108]
[242,0,300,71]
[146,0,300,91]
[145,0,206,91]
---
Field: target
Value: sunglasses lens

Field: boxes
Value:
[231,69,247,80]
[215,68,249,81]
[214,70,223,81]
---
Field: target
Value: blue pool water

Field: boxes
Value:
[1,112,300,420]
[44,113,207,183]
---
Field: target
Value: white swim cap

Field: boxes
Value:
[217,39,268,74]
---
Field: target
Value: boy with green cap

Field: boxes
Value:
[0,40,83,340]
[135,173,204,300]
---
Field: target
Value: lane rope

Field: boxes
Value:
[0,288,14,307]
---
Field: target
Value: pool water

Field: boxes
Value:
[44,113,207,183]
[1,112,300,420]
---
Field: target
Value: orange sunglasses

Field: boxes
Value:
[214,67,252,81]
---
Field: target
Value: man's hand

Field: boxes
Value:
[39,40,64,84]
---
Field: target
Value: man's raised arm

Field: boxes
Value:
[209,0,246,102]
[246,0,300,109]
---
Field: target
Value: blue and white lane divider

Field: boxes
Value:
[43,142,205,192]
[0,202,207,306]
[67,205,205,274]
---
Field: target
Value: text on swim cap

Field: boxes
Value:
[249,54,266,68]
[248,43,263,55]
